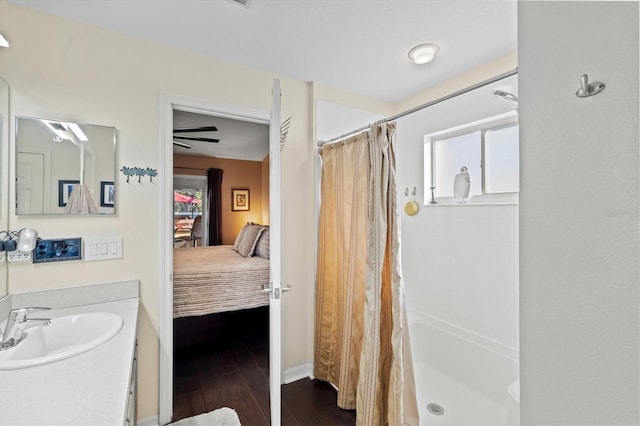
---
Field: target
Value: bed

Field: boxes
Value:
[173,244,270,318]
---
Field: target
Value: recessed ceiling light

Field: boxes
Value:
[408,43,440,65]
[0,33,9,48]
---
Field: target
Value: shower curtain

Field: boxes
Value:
[314,122,419,425]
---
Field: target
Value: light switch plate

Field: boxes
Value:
[84,237,123,261]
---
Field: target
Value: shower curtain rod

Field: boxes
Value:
[317,68,518,148]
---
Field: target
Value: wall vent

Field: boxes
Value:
[227,0,254,8]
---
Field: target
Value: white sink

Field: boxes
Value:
[0,312,123,370]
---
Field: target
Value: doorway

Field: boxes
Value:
[171,110,271,423]
[158,91,282,425]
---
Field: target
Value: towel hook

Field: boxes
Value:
[576,74,605,98]
[404,187,417,197]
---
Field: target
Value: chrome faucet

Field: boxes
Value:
[0,307,51,350]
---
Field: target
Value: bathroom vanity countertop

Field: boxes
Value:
[0,297,139,425]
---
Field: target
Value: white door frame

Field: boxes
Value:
[158,94,273,425]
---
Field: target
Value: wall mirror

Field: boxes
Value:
[15,116,116,215]
[0,77,9,297]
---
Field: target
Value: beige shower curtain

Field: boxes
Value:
[314,122,419,425]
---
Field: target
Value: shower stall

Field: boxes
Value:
[396,72,520,425]
[315,70,520,425]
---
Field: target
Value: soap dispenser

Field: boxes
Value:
[454,166,470,204]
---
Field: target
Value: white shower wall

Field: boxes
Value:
[395,75,520,354]
[401,204,519,351]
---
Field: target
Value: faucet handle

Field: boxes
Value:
[9,307,51,321]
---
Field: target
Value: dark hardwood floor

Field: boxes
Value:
[173,307,356,425]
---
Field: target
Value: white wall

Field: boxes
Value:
[1,3,318,420]
[315,99,384,142]
[519,2,639,424]
[396,73,520,353]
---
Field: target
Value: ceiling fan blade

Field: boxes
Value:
[173,126,218,133]
[173,140,192,149]
[173,136,220,143]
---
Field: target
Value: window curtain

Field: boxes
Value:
[314,122,419,425]
[207,168,223,245]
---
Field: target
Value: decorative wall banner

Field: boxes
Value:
[120,166,158,183]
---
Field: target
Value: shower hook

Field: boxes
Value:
[576,74,606,98]
[404,187,416,197]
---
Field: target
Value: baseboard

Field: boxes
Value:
[282,362,314,384]
[138,415,159,426]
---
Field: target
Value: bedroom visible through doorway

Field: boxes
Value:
[171,108,272,423]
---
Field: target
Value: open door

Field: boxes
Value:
[159,85,283,426]
[268,78,284,425]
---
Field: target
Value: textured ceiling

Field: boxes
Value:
[172,110,268,161]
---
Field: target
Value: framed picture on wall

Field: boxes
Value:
[231,188,250,211]
[100,181,115,207]
[58,180,80,207]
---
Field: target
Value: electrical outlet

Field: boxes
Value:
[7,251,32,263]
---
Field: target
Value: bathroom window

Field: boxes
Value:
[484,123,520,194]
[424,112,519,204]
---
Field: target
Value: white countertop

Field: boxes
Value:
[0,297,139,426]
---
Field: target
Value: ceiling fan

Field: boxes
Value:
[173,125,219,149]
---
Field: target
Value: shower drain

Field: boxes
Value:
[427,403,445,416]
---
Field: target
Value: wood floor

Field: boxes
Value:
[173,307,356,425]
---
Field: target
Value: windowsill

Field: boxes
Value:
[424,202,519,207]
[422,193,519,206]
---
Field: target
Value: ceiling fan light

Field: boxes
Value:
[408,43,440,65]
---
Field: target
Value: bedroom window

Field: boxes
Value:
[424,112,519,204]
[174,175,207,246]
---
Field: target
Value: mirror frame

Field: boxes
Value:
[0,77,9,297]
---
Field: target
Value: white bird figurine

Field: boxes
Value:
[454,166,471,204]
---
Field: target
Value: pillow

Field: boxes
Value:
[233,222,252,251]
[236,224,265,257]
[254,227,270,259]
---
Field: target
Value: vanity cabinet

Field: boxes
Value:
[125,340,138,425]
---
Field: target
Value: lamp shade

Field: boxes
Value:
[17,228,38,252]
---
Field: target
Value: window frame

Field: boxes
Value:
[424,111,519,205]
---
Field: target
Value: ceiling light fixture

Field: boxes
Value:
[41,119,69,140]
[408,43,440,65]
[0,33,9,48]
[67,122,88,141]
